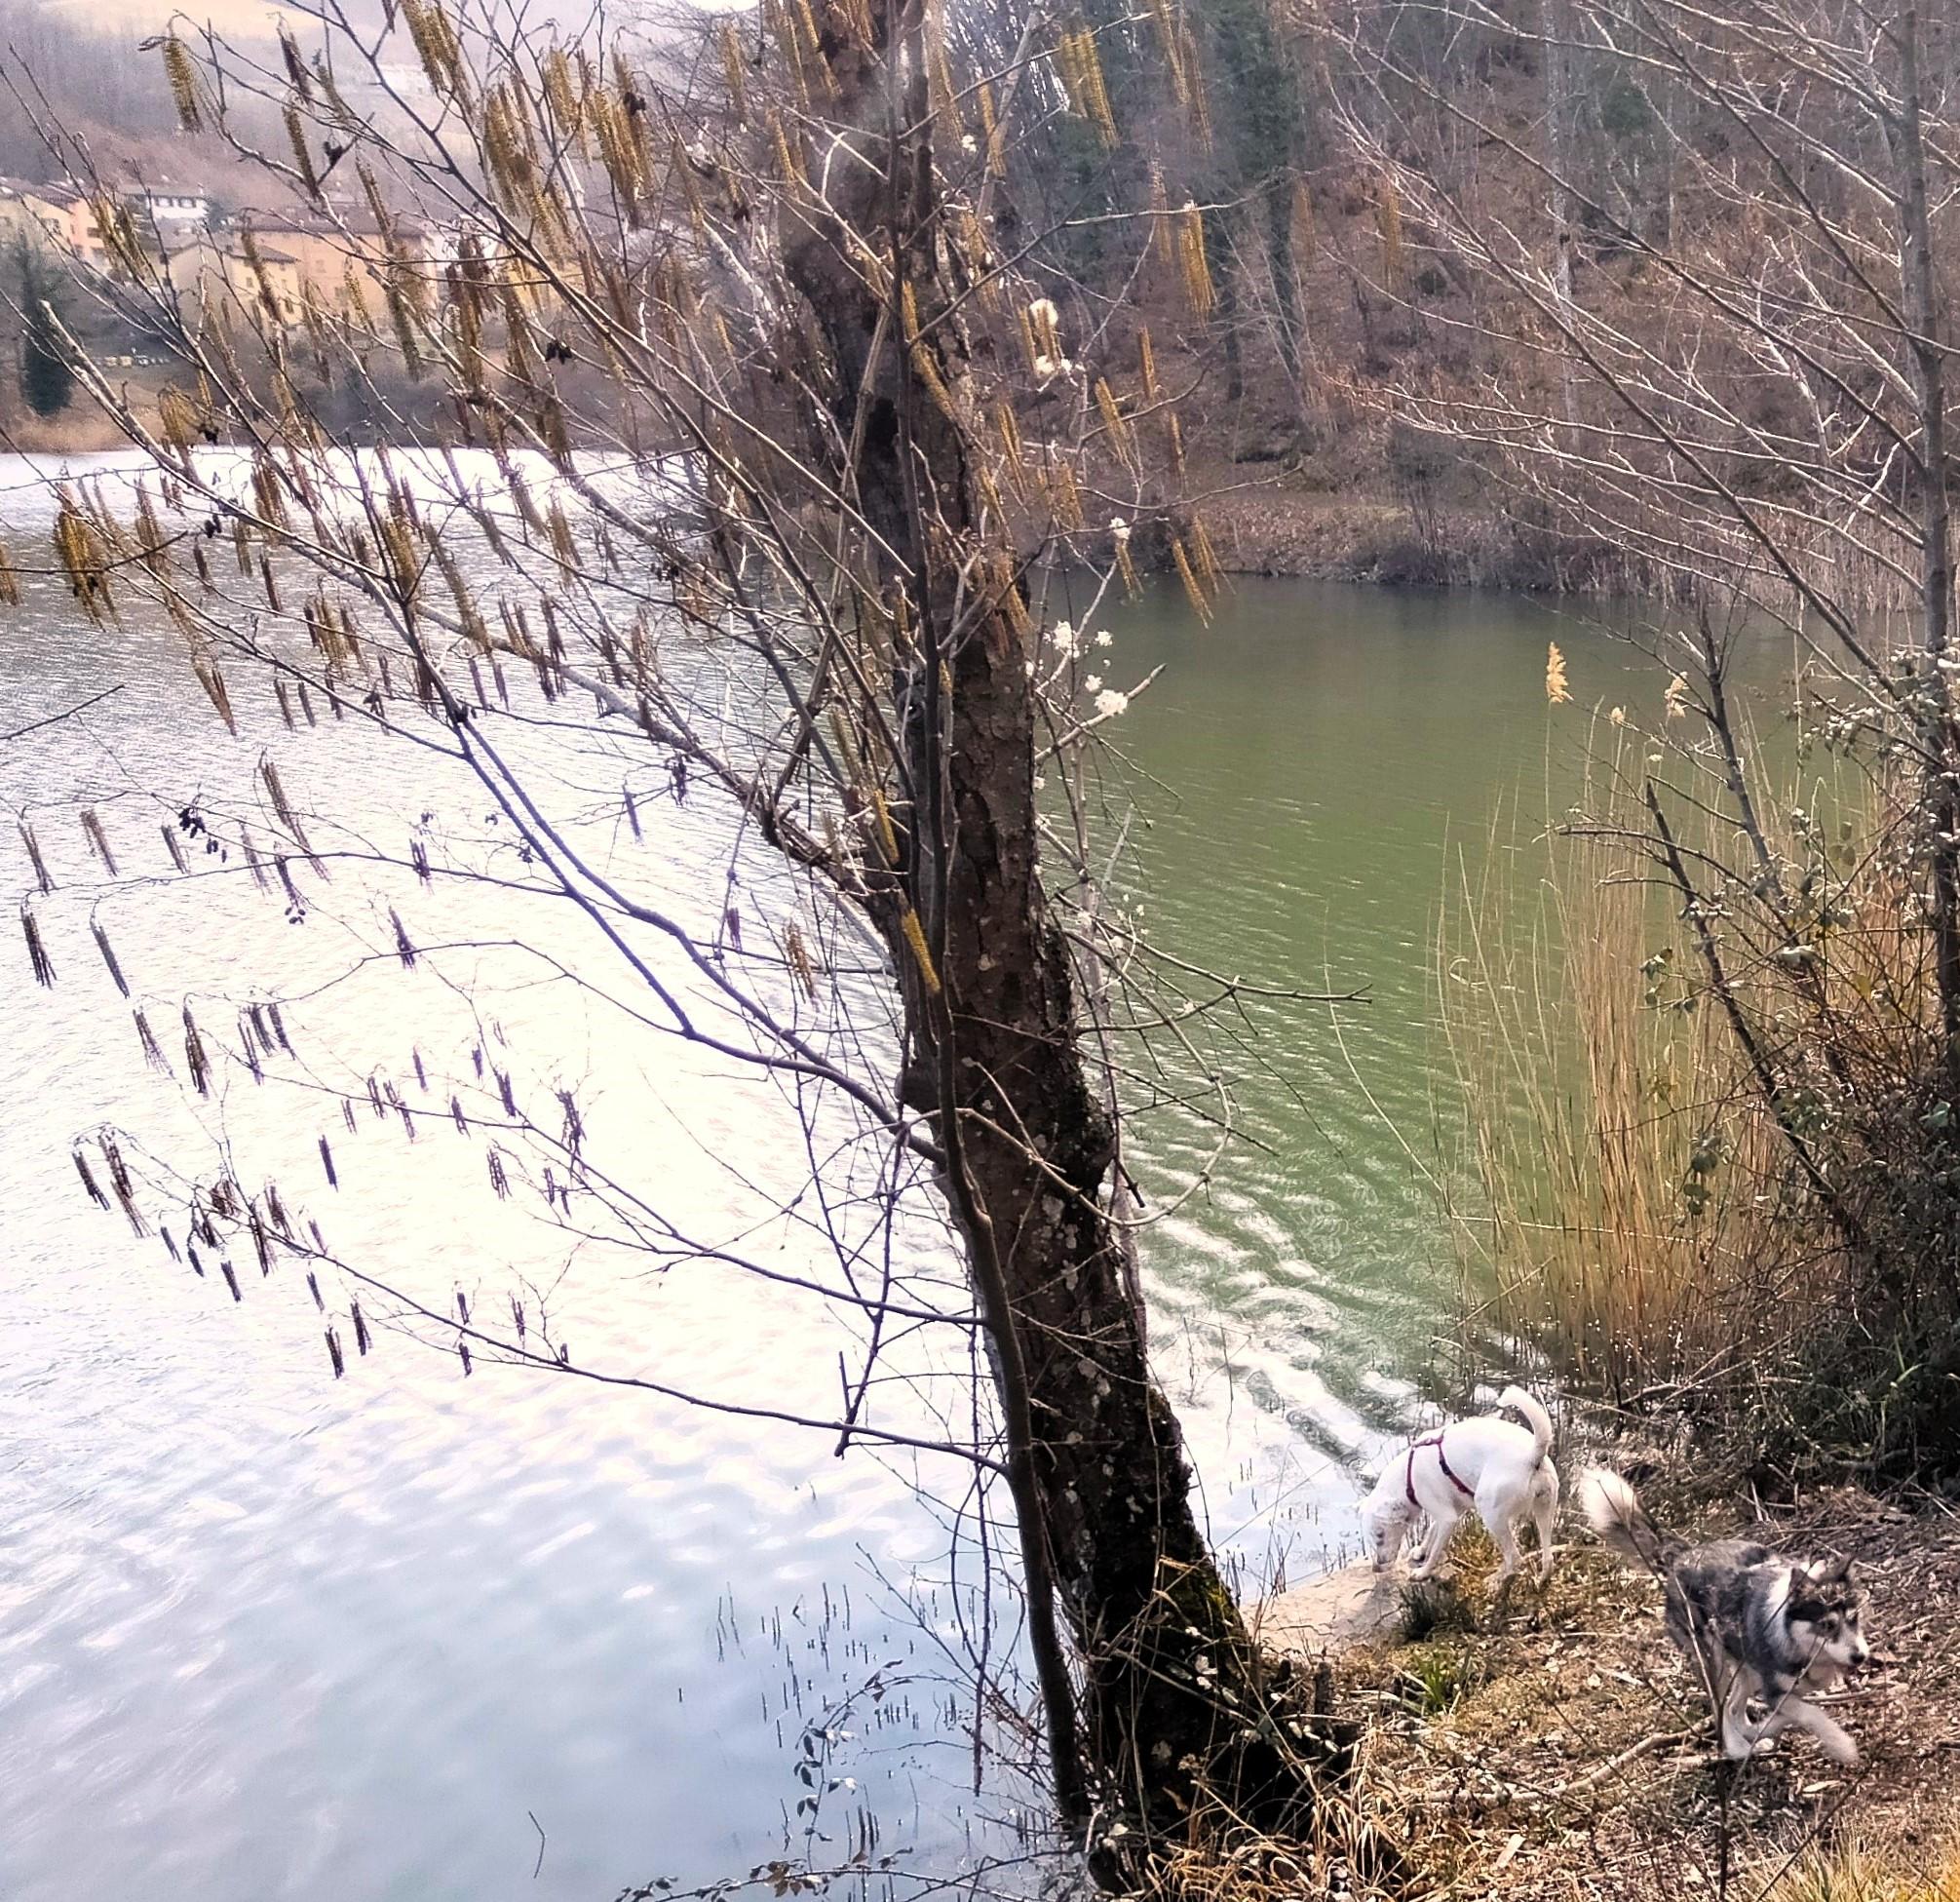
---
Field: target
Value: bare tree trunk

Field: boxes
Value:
[1264,176,1310,433]
[1891,6,1960,1111]
[1546,0,1581,432]
[776,0,1332,1843]
[1215,204,1248,407]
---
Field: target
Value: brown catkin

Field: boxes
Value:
[161,36,204,132]
[21,903,54,986]
[19,820,53,893]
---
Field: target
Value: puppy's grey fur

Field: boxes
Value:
[1580,1469,1870,1765]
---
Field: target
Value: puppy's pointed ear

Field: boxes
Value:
[1809,1554,1853,1586]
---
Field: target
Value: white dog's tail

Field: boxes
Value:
[1578,1468,1679,1571]
[1499,1384,1554,1465]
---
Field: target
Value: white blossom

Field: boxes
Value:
[1109,515,1131,546]
[1095,630,1112,649]
[1095,688,1130,718]
[1085,674,1103,694]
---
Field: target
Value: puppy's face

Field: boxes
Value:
[1789,1557,1870,1675]
[1360,1478,1413,1572]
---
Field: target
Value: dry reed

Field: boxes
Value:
[1440,718,1876,1408]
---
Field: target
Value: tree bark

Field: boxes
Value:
[775,0,1334,1845]
[1890,6,1960,1114]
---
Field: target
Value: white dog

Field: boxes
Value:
[1360,1386,1559,1587]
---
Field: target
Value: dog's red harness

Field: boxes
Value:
[1405,1430,1475,1508]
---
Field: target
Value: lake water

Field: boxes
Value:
[0,454,1665,1900]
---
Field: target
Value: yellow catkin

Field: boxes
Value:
[784,920,817,1000]
[1016,302,1040,372]
[55,505,110,622]
[1546,642,1571,704]
[1028,297,1062,364]
[1137,327,1160,404]
[1113,531,1138,596]
[1148,165,1174,272]
[977,79,1006,179]
[768,111,808,190]
[1182,24,1212,148]
[1094,378,1134,463]
[279,23,312,97]
[899,907,942,995]
[285,105,321,201]
[1146,0,1188,106]
[1171,534,1211,625]
[910,338,961,424]
[1292,178,1318,265]
[386,272,424,379]
[865,787,901,865]
[401,0,464,97]
[1178,202,1214,317]
[548,505,579,570]
[925,0,961,131]
[759,0,803,98]
[954,209,999,313]
[794,0,835,97]
[1078,34,1117,142]
[134,484,167,573]
[1048,454,1085,531]
[592,92,644,211]
[95,200,143,277]
[1191,515,1224,592]
[544,46,588,151]
[1378,177,1404,289]
[1166,410,1186,475]
[984,554,1030,640]
[1057,27,1117,145]
[158,386,198,460]
[717,20,748,121]
[995,399,1023,464]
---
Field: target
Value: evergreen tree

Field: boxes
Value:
[17,244,75,419]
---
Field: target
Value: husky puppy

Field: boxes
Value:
[1360,1386,1560,1587]
[1579,1469,1871,1765]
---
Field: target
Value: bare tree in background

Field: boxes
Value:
[8,0,1365,1866]
[1339,0,1960,1466]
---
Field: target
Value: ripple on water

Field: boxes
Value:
[3,486,1611,1894]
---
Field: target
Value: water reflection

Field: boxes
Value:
[0,453,1660,1898]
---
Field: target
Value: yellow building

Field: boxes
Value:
[0,179,107,269]
[166,232,304,328]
